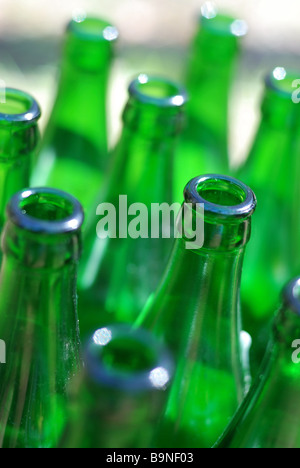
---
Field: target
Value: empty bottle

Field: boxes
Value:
[0,87,41,230]
[215,277,300,448]
[137,174,257,448]
[174,2,247,202]
[78,74,187,337]
[237,67,300,370]
[0,187,84,448]
[60,324,174,448]
[32,16,118,214]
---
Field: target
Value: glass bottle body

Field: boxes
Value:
[137,174,257,448]
[60,325,174,448]
[0,88,41,230]
[78,75,187,337]
[0,187,84,448]
[32,17,118,213]
[215,278,300,448]
[237,69,300,369]
[173,6,247,202]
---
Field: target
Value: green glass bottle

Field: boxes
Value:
[0,87,41,230]
[215,277,300,448]
[0,187,84,448]
[60,324,174,448]
[136,174,257,448]
[78,74,187,337]
[237,67,300,370]
[31,16,118,213]
[174,2,247,203]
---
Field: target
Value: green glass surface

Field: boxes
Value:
[215,277,300,448]
[173,6,247,203]
[237,68,300,371]
[0,187,84,448]
[0,88,41,230]
[78,74,187,337]
[31,16,118,214]
[136,174,257,448]
[60,325,173,448]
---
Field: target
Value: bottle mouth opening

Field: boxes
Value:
[86,325,173,392]
[200,2,248,37]
[184,174,256,220]
[68,16,119,43]
[0,88,41,124]
[129,74,188,108]
[7,187,84,234]
[265,67,300,99]
[282,278,300,316]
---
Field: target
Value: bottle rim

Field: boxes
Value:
[184,174,257,220]
[85,324,174,393]
[282,278,300,317]
[67,16,119,43]
[128,74,188,109]
[7,187,84,235]
[0,88,41,124]
[265,67,300,100]
[200,2,248,38]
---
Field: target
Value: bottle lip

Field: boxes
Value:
[200,2,248,38]
[184,174,257,221]
[85,324,174,393]
[265,67,300,100]
[67,16,119,43]
[282,278,300,317]
[0,88,41,125]
[7,187,84,235]
[128,74,188,109]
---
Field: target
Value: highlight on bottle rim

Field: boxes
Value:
[85,324,174,393]
[0,87,41,124]
[129,73,188,108]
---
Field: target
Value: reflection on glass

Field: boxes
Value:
[93,328,112,346]
[230,19,248,37]
[149,366,170,389]
[201,1,218,19]
[273,66,287,81]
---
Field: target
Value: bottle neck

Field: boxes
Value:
[139,234,245,333]
[0,91,41,229]
[102,88,186,207]
[0,125,39,229]
[185,16,241,155]
[44,37,114,170]
[2,220,82,269]
[106,125,176,207]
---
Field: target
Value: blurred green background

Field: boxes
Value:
[0,0,299,166]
